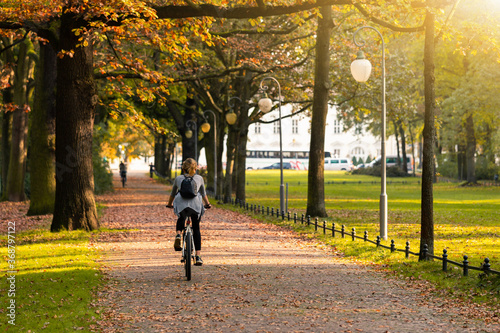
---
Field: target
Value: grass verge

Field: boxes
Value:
[231,170,500,310]
[0,229,103,332]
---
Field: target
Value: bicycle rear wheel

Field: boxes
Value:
[184,230,192,281]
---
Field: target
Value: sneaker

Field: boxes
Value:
[194,256,203,266]
[174,234,182,251]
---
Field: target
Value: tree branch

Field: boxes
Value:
[352,2,425,32]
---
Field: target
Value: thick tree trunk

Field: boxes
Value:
[420,11,436,260]
[28,42,57,215]
[465,113,476,183]
[306,5,333,218]
[51,13,99,231]
[6,38,31,202]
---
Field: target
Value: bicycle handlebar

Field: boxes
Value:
[166,204,211,209]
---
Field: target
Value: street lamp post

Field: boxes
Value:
[201,110,217,198]
[350,26,387,240]
[185,120,198,162]
[258,77,285,215]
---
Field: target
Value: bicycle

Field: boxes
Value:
[167,204,211,281]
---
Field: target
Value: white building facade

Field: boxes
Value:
[245,105,397,169]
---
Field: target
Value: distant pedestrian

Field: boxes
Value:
[149,163,155,178]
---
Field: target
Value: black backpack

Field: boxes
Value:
[179,175,197,199]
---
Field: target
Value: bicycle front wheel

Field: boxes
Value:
[184,231,192,281]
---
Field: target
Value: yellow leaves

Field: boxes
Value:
[57,49,74,59]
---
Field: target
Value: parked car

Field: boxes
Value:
[262,162,293,170]
[324,158,352,171]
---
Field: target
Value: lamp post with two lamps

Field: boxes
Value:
[201,110,217,198]
[258,77,285,215]
[185,119,198,162]
[350,25,387,240]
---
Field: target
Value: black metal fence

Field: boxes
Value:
[223,198,499,278]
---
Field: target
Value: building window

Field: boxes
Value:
[355,125,362,135]
[292,119,299,134]
[333,120,341,134]
[273,121,280,134]
[351,147,365,156]
[255,122,261,134]
[332,149,340,157]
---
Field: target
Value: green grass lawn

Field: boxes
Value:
[238,170,500,307]
[0,230,103,332]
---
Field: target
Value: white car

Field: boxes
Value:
[324,158,352,171]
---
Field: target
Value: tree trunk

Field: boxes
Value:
[203,112,217,195]
[1,90,13,197]
[234,73,252,203]
[465,113,476,184]
[306,5,333,218]
[224,125,236,203]
[420,11,436,260]
[399,123,408,173]
[27,41,57,215]
[51,13,98,231]
[6,38,31,202]
[394,120,401,167]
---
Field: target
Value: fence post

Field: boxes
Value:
[276,208,279,218]
[307,215,311,226]
[463,255,469,276]
[294,213,297,224]
[442,249,448,272]
[376,236,380,247]
[315,218,318,232]
[332,223,335,237]
[390,240,395,252]
[405,241,410,259]
[282,210,285,220]
[482,258,491,274]
[352,228,356,241]
[422,244,429,261]
[364,231,368,242]
[250,204,253,211]
[341,225,345,238]
[301,214,304,224]
[323,221,326,235]
[271,207,274,216]
[287,211,290,221]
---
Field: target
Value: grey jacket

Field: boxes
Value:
[171,174,206,218]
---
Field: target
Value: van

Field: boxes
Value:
[368,156,413,172]
[324,158,352,171]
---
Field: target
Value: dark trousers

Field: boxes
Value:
[176,208,201,250]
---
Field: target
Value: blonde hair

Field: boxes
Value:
[182,158,197,176]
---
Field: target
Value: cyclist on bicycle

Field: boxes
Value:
[166,158,211,266]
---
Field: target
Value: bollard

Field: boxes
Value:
[341,225,345,238]
[376,235,380,247]
[405,241,410,259]
[422,244,429,261]
[483,258,491,274]
[315,218,318,232]
[287,211,290,221]
[463,255,469,276]
[271,207,274,216]
[352,228,356,241]
[332,223,335,237]
[276,208,279,218]
[307,215,311,226]
[267,207,270,216]
[364,231,368,242]
[282,210,285,220]
[323,221,326,235]
[442,249,448,271]
[301,214,304,224]
[294,213,297,224]
[390,240,395,252]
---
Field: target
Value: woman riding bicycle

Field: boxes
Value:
[166,158,211,266]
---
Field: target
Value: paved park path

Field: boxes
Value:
[96,171,499,333]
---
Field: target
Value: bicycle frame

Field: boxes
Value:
[181,217,196,280]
